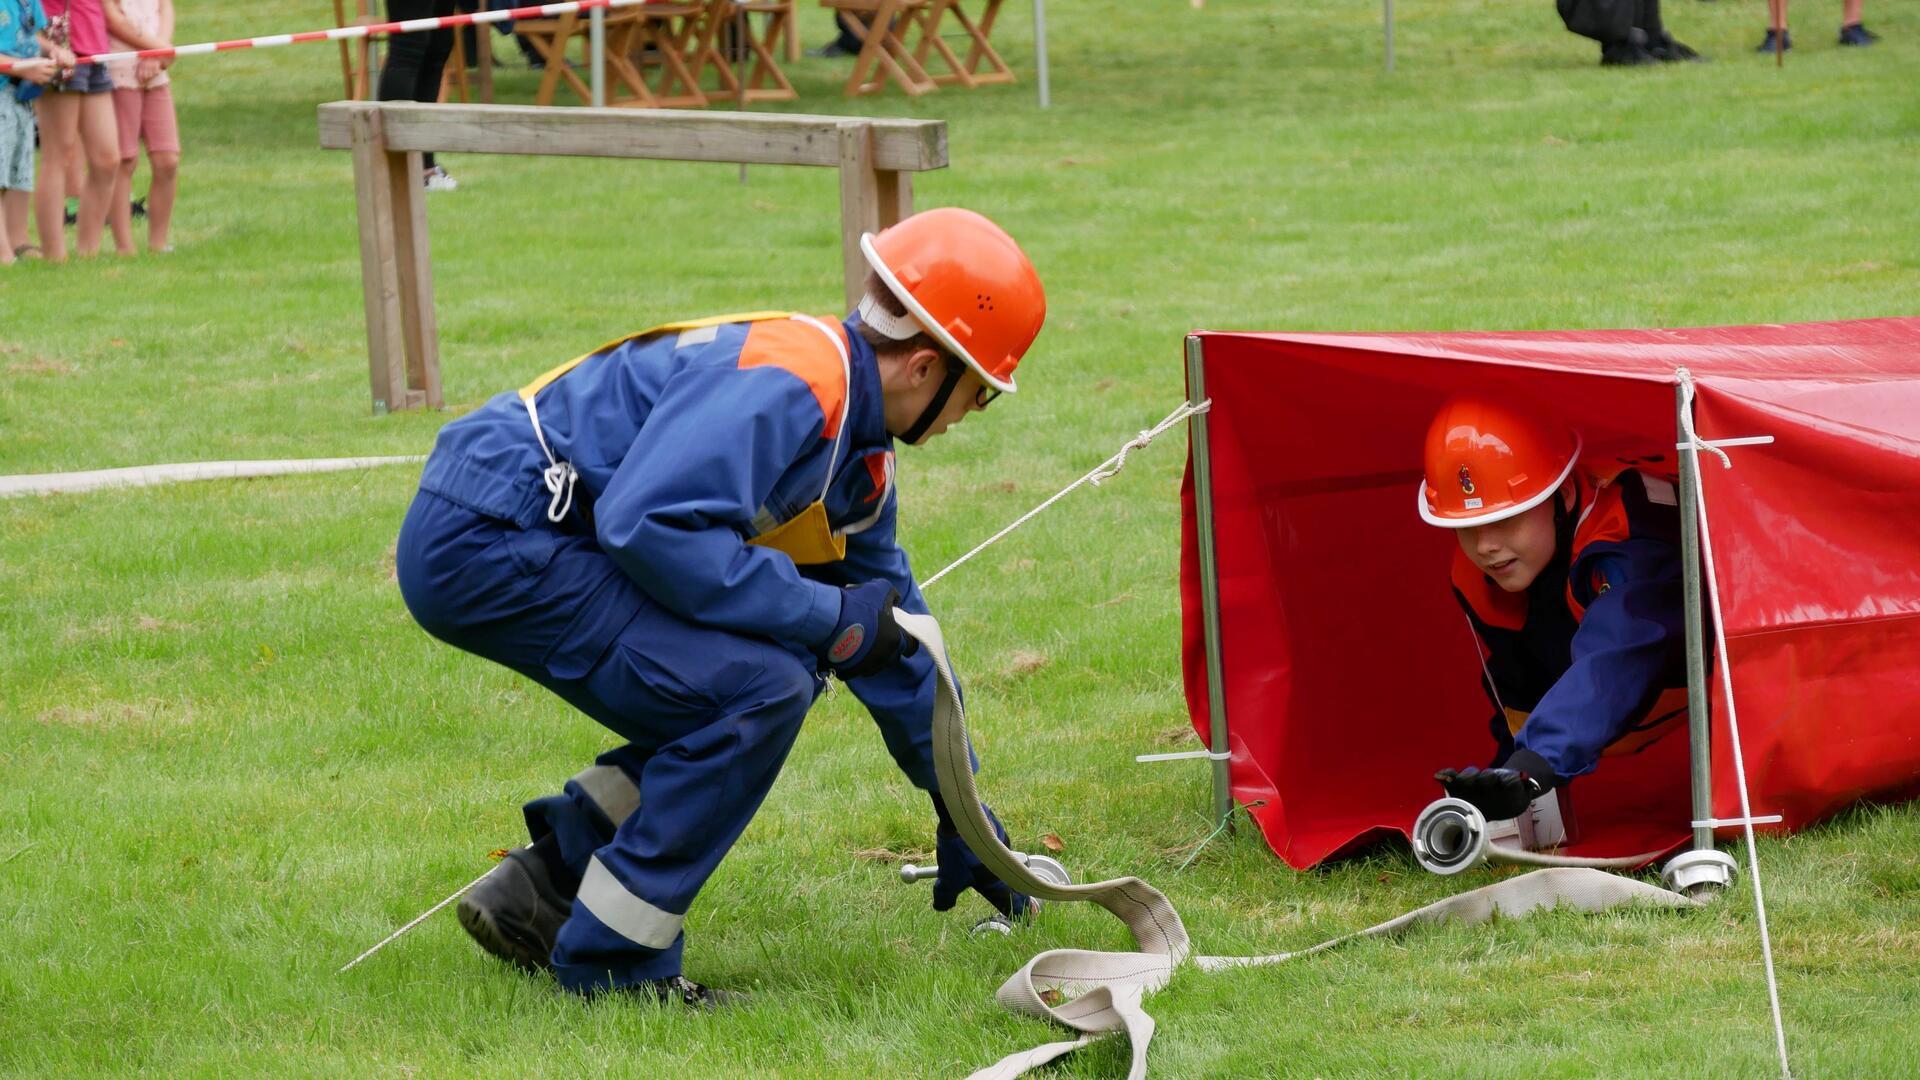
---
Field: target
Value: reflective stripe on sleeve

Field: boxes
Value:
[576,856,685,950]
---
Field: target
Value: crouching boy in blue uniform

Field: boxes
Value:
[394,209,1048,1006]
[1417,397,1691,828]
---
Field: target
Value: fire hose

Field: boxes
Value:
[900,610,1704,1080]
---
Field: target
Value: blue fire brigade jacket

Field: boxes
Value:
[416,314,948,792]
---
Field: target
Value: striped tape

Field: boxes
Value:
[0,0,667,75]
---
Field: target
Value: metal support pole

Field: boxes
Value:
[589,5,606,108]
[1383,0,1394,73]
[1033,0,1050,109]
[1185,335,1232,831]
[1677,385,1715,852]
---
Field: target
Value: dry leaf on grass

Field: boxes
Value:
[1006,651,1050,675]
[1040,833,1065,853]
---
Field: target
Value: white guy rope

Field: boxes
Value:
[921,399,1211,591]
[1676,366,1792,1079]
[0,0,655,74]
[0,456,424,498]
[338,856,518,973]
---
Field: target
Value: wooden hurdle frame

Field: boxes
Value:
[317,101,948,413]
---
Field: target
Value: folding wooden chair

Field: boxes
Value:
[333,0,383,100]
[910,0,1013,88]
[516,7,670,107]
[688,0,799,103]
[820,0,939,97]
[436,1,496,103]
[629,1,717,108]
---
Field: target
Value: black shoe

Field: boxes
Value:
[63,200,77,226]
[806,41,853,58]
[1838,23,1878,46]
[622,975,750,1010]
[1756,28,1791,52]
[1601,42,1656,65]
[456,843,573,974]
[1648,32,1705,61]
[130,197,146,220]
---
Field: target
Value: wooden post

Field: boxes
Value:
[391,134,441,410]
[837,122,880,312]
[348,109,407,415]
[876,167,912,229]
[348,108,440,414]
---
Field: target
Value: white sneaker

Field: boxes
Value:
[423,166,459,192]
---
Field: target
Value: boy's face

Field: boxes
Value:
[1455,494,1562,592]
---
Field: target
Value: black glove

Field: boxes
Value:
[816,580,917,680]
[1435,749,1561,821]
[931,794,1033,920]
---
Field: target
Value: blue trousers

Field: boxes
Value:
[396,490,821,991]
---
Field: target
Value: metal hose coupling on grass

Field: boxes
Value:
[899,851,1074,888]
[1411,796,1673,876]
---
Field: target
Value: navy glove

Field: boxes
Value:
[1435,748,1560,820]
[818,580,917,680]
[931,795,1033,920]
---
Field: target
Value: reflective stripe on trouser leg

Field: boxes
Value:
[576,855,685,949]
[551,640,817,992]
[524,744,652,883]
[571,760,642,824]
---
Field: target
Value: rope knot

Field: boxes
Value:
[1675,367,1734,470]
[543,460,579,523]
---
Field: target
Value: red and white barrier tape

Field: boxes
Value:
[0,0,667,75]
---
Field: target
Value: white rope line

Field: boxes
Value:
[922,398,1212,591]
[338,854,520,973]
[1677,366,1792,1079]
[0,455,425,498]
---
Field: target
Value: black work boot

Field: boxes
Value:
[456,839,574,974]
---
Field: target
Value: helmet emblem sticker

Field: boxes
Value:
[1458,466,1476,494]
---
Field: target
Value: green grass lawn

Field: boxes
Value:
[3,0,1918,1075]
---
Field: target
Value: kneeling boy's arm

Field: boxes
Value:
[1515,542,1685,780]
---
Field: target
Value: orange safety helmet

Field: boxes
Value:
[859,208,1045,394]
[1418,396,1582,528]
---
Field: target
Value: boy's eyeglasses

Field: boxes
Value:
[975,385,1003,409]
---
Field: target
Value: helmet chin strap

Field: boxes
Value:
[897,356,966,445]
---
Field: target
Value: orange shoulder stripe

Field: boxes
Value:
[738,318,850,440]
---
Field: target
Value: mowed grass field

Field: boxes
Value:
[3,0,1918,1075]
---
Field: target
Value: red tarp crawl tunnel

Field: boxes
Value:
[1178,318,1920,869]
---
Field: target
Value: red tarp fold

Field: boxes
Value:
[1180,318,1920,868]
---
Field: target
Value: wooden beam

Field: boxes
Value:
[318,101,948,172]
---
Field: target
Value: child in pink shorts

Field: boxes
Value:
[104,0,172,253]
